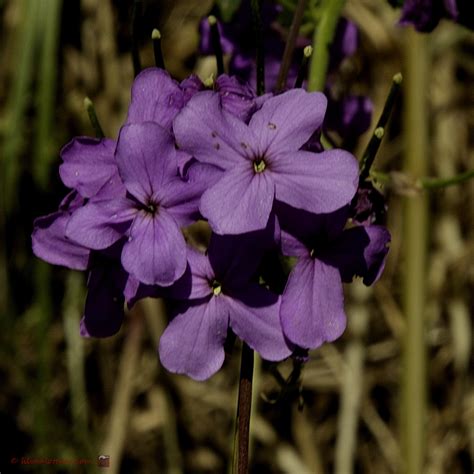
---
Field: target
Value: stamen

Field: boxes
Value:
[84,97,105,138]
[208,15,225,76]
[151,28,165,69]
[253,158,266,173]
[211,280,222,296]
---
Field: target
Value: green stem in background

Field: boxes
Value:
[359,73,403,181]
[34,0,62,189]
[208,16,225,76]
[402,29,428,474]
[371,168,474,191]
[307,0,346,92]
[84,97,105,138]
[294,45,312,89]
[131,0,142,77]
[420,169,474,189]
[152,29,165,70]
[233,343,254,474]
[251,0,265,95]
[276,0,307,92]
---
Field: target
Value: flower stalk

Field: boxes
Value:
[152,29,165,70]
[307,0,347,92]
[208,16,225,76]
[401,29,428,474]
[276,0,307,92]
[131,0,142,77]
[234,343,254,474]
[251,0,265,95]
[84,97,105,138]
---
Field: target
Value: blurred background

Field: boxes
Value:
[0,0,472,472]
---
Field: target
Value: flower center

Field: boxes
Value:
[144,199,159,216]
[253,158,266,173]
[211,280,222,296]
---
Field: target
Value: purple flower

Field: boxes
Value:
[399,0,473,32]
[32,191,91,270]
[173,89,359,235]
[65,122,220,286]
[278,204,390,349]
[159,231,292,381]
[351,181,387,226]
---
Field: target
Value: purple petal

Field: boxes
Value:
[216,75,258,122]
[160,162,223,226]
[32,211,90,270]
[281,258,346,349]
[125,68,185,129]
[180,74,205,103]
[59,137,118,198]
[121,210,187,286]
[271,149,358,214]
[115,123,177,203]
[80,266,125,338]
[208,215,279,286]
[173,91,255,171]
[323,225,391,286]
[159,296,229,380]
[248,89,327,154]
[226,286,292,361]
[280,231,309,258]
[200,164,275,234]
[65,198,135,250]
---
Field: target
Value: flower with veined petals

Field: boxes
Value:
[173,88,359,235]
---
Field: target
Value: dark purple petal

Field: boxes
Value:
[351,181,387,226]
[276,201,349,243]
[32,211,90,270]
[216,75,258,122]
[323,225,391,286]
[208,215,279,287]
[59,137,118,198]
[248,89,327,154]
[125,68,185,129]
[271,150,358,214]
[399,0,443,32]
[121,210,187,286]
[226,286,292,361]
[329,19,359,69]
[325,95,373,138]
[280,231,309,258]
[173,91,255,171]
[199,17,235,55]
[200,164,275,234]
[65,198,135,250]
[281,258,346,349]
[180,74,205,103]
[115,123,177,203]
[160,162,223,226]
[80,266,126,338]
[159,296,229,381]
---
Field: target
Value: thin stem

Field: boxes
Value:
[402,29,428,474]
[420,169,474,189]
[251,0,265,95]
[152,29,165,69]
[294,45,312,88]
[276,0,307,92]
[131,0,142,77]
[234,343,254,474]
[359,73,403,181]
[208,16,225,76]
[307,0,346,92]
[84,97,105,138]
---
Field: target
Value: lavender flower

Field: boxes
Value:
[278,204,390,349]
[65,122,219,286]
[173,89,359,235]
[159,230,292,381]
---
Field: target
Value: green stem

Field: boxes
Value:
[208,16,225,76]
[307,0,346,92]
[84,97,105,138]
[420,169,474,189]
[276,0,307,92]
[152,29,165,70]
[251,0,265,95]
[131,0,142,77]
[359,73,403,181]
[402,29,428,474]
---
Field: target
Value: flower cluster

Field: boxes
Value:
[33,66,390,381]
